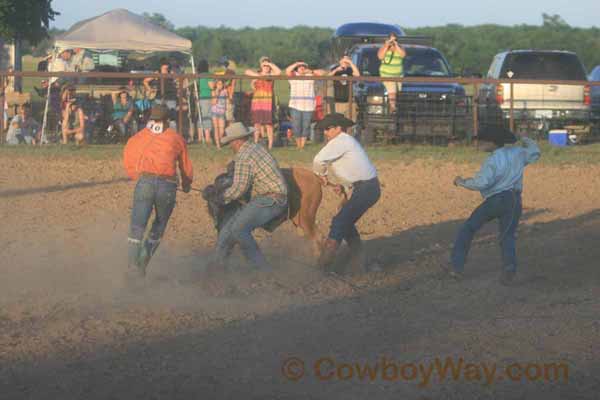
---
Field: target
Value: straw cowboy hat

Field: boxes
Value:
[221,122,255,145]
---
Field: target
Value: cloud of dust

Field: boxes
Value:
[0,218,327,320]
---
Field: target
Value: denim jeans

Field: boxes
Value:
[216,196,288,269]
[451,190,522,273]
[329,178,381,243]
[128,176,177,266]
[114,118,138,137]
[290,108,313,138]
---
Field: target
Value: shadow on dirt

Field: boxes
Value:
[2,210,599,400]
[0,177,129,198]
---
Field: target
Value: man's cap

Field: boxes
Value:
[315,113,356,131]
[149,105,169,121]
[221,122,255,145]
[259,56,271,64]
[478,125,517,146]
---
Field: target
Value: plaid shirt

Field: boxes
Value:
[223,141,288,203]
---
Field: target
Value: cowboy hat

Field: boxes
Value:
[221,122,255,145]
[315,113,355,131]
[149,105,169,121]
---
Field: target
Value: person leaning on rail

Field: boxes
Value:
[123,105,194,279]
[443,126,541,286]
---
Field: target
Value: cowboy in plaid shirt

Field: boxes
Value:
[222,142,287,203]
[216,123,288,270]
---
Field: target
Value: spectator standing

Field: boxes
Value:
[195,59,213,144]
[5,104,40,145]
[285,60,327,150]
[143,58,178,125]
[211,79,229,149]
[377,32,406,114]
[329,56,360,117]
[245,56,281,149]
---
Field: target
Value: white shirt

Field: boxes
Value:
[288,73,316,111]
[48,58,75,83]
[313,132,377,185]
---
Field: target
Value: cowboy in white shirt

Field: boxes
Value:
[313,113,381,272]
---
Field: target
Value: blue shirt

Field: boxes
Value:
[459,137,541,199]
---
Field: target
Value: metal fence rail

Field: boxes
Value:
[1,70,599,145]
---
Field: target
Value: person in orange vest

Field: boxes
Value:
[123,105,194,278]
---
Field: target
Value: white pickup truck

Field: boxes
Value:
[478,50,591,140]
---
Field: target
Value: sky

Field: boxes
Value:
[51,0,600,30]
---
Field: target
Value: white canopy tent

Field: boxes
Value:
[42,8,200,142]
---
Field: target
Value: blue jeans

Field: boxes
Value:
[114,118,138,137]
[290,108,313,138]
[451,190,522,273]
[128,176,177,266]
[329,178,381,243]
[216,196,288,269]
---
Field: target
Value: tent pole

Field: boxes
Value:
[177,76,184,137]
[184,60,194,142]
[40,48,58,144]
[190,56,204,144]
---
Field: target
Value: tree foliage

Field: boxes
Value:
[142,12,175,32]
[20,13,600,74]
[407,20,600,74]
[0,0,58,44]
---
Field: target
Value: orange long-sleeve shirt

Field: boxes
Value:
[123,127,193,186]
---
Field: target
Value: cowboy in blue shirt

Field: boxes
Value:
[444,127,541,285]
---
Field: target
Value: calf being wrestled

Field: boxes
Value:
[202,123,323,271]
[203,162,323,260]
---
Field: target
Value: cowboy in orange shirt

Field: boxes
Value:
[123,105,193,278]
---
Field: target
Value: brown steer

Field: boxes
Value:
[280,167,323,253]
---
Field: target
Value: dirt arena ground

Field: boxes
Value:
[1,147,599,399]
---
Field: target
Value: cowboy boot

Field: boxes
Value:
[139,238,161,271]
[318,238,340,269]
[346,236,367,274]
[127,238,145,278]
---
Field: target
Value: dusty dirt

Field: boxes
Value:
[0,152,599,399]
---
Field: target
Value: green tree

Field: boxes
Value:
[0,0,58,44]
[142,12,175,31]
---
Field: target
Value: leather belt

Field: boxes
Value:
[140,172,177,183]
[352,177,379,187]
[262,192,287,201]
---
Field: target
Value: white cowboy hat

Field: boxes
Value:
[221,122,255,145]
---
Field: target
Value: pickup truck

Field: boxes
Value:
[478,50,592,141]
[331,23,469,144]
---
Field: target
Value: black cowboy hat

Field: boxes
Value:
[478,125,517,146]
[149,105,169,121]
[315,113,356,131]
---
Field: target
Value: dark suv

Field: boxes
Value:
[351,44,469,143]
[478,50,592,140]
